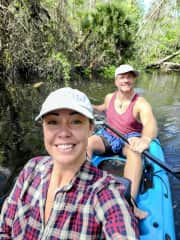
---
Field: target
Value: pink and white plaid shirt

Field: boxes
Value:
[0,156,139,239]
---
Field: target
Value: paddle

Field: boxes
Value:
[96,120,180,179]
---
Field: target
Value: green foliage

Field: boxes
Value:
[0,0,141,84]
[50,52,71,86]
[101,65,116,79]
[1,0,52,80]
[82,67,91,77]
[136,0,180,66]
[79,2,138,68]
[42,0,56,9]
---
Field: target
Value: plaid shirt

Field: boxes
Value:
[0,156,139,239]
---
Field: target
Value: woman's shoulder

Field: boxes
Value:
[19,156,51,180]
[26,155,51,168]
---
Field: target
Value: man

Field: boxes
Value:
[87,64,158,219]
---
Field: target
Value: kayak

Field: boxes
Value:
[92,137,176,240]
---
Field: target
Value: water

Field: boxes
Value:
[0,70,180,238]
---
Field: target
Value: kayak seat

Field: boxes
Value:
[94,158,131,203]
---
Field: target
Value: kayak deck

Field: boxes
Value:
[92,139,176,240]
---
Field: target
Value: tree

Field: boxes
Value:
[77,2,139,69]
[136,0,180,65]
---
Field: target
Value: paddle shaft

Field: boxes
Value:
[103,122,180,179]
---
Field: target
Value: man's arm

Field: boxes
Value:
[92,103,106,112]
[128,98,158,153]
[139,99,158,141]
[93,93,113,113]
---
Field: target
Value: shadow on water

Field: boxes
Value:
[0,70,179,238]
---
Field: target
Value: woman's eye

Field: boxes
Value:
[47,120,57,125]
[71,119,82,125]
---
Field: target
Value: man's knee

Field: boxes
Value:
[87,135,105,155]
[88,135,97,150]
[123,145,142,160]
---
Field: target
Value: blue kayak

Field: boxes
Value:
[92,138,176,240]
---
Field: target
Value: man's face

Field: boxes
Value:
[115,72,136,93]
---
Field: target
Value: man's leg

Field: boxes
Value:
[87,135,106,159]
[123,145,148,219]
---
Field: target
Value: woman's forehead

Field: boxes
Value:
[43,109,85,118]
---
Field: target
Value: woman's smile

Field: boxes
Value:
[55,143,75,152]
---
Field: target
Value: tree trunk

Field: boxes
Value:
[146,50,180,69]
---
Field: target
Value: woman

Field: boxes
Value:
[0,87,139,239]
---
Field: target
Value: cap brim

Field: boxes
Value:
[116,70,138,77]
[35,102,94,121]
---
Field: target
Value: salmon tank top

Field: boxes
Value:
[106,92,143,136]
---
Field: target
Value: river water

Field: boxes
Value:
[0,70,180,238]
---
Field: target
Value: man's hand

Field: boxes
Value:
[128,136,151,153]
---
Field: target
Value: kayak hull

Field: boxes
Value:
[92,139,176,240]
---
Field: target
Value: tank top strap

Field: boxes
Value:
[128,93,139,113]
[108,91,117,109]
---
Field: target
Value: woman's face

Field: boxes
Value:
[42,109,93,167]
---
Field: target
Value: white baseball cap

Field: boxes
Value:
[115,64,139,78]
[35,87,94,121]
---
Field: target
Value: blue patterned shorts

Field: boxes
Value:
[97,129,141,154]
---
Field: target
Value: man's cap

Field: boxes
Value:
[115,64,139,78]
[35,87,94,121]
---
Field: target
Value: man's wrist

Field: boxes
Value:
[142,136,152,143]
